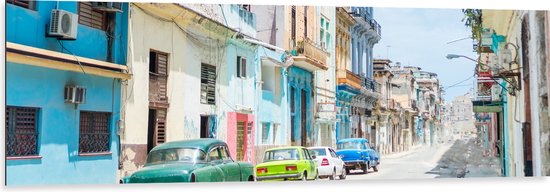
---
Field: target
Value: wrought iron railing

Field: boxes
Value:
[297,38,329,68]
[360,75,381,93]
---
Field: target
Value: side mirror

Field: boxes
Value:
[311,155,317,159]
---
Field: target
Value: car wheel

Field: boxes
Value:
[373,164,379,172]
[329,168,336,180]
[314,170,320,181]
[302,172,307,181]
[361,163,368,174]
[339,166,347,180]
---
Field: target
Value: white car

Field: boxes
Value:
[307,147,346,180]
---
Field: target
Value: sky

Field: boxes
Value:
[371,7,478,102]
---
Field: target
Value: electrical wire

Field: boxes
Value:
[57,40,86,74]
[443,74,475,90]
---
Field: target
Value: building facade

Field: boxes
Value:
[6,1,130,185]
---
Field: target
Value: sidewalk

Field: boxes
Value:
[383,144,424,159]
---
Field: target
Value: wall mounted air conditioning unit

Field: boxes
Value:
[65,86,86,104]
[49,9,78,40]
[92,2,123,12]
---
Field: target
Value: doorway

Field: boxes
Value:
[301,90,307,146]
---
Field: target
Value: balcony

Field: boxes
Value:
[337,69,362,90]
[292,38,329,71]
[361,76,381,93]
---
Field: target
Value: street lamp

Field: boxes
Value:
[446,54,477,63]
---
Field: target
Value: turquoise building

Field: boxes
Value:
[6,1,129,185]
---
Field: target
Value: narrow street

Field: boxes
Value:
[346,143,451,180]
[344,138,501,180]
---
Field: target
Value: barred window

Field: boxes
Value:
[78,2,106,30]
[79,111,111,153]
[7,0,36,10]
[6,106,39,157]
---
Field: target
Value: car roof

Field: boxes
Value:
[150,138,226,152]
[265,146,305,151]
[337,138,368,143]
[307,146,332,150]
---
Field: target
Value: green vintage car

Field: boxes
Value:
[255,146,318,181]
[121,139,255,183]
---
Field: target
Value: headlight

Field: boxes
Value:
[361,154,365,159]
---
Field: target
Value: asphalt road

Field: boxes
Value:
[342,142,454,180]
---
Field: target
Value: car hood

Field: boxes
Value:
[126,162,207,183]
[336,149,365,161]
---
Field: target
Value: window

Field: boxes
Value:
[320,16,330,50]
[201,64,216,105]
[220,146,231,161]
[261,123,270,144]
[237,56,247,78]
[7,0,36,10]
[291,6,296,41]
[6,106,39,157]
[149,50,168,75]
[208,147,221,161]
[79,111,111,153]
[272,123,278,144]
[302,148,312,160]
[304,6,308,37]
[78,2,107,30]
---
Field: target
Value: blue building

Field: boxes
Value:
[337,7,381,140]
[6,1,130,185]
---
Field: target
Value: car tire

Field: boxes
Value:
[302,172,307,181]
[373,160,379,172]
[362,163,368,174]
[339,166,347,180]
[329,168,336,180]
[314,170,320,181]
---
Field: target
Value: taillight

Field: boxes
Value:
[321,158,329,166]
[257,167,267,174]
[285,165,297,171]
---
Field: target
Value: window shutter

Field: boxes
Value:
[237,56,242,77]
[242,57,247,78]
[201,64,216,104]
[155,109,167,145]
[78,2,106,31]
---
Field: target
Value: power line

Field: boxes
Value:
[443,75,475,90]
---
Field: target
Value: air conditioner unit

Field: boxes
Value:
[65,86,86,104]
[49,9,78,40]
[92,2,123,12]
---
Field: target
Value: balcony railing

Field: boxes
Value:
[369,19,381,37]
[297,38,328,68]
[361,76,381,93]
[337,69,362,90]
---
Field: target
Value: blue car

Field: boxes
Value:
[335,138,380,174]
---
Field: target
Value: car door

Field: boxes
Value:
[206,146,226,181]
[302,148,316,179]
[329,148,343,173]
[217,145,242,181]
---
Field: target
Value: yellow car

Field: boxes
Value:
[255,146,319,181]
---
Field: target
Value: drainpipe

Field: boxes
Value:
[528,11,542,177]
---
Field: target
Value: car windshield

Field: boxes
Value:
[308,148,326,157]
[264,148,300,162]
[146,148,206,165]
[337,141,365,150]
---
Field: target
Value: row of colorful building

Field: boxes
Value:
[466,10,550,177]
[5,2,443,185]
